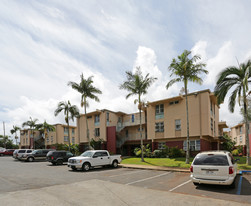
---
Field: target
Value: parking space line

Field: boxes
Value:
[109,170,146,178]
[126,172,171,185]
[169,180,191,192]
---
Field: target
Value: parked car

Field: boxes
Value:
[190,151,238,188]
[13,149,33,160]
[20,149,54,162]
[0,149,15,156]
[46,150,74,165]
[17,149,34,160]
[68,150,122,171]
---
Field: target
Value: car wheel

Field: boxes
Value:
[82,163,91,171]
[193,182,199,186]
[52,162,56,165]
[28,157,34,162]
[112,160,118,168]
[57,159,63,165]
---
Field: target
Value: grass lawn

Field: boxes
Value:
[121,157,251,170]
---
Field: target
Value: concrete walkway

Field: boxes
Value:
[0,179,250,206]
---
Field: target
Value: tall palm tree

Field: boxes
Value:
[120,67,157,162]
[166,50,207,164]
[54,101,80,150]
[36,121,55,149]
[214,60,251,165]
[22,117,39,149]
[68,74,102,149]
[10,125,21,145]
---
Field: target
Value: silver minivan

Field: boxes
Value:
[190,151,237,188]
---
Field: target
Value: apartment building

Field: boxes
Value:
[20,124,78,149]
[229,123,251,155]
[77,89,225,155]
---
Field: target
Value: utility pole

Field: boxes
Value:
[3,121,6,148]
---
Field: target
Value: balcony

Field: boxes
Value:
[116,119,146,132]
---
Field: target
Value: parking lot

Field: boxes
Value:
[0,156,250,204]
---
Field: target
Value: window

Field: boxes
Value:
[95,128,100,137]
[169,101,179,105]
[94,115,100,123]
[106,112,109,122]
[183,140,200,151]
[131,114,135,122]
[64,127,68,134]
[240,126,242,134]
[175,120,181,131]
[87,116,92,119]
[126,130,129,138]
[51,136,53,143]
[211,118,213,131]
[138,127,144,131]
[158,142,166,150]
[240,136,242,143]
[155,104,164,115]
[193,154,229,166]
[72,128,75,135]
[155,122,164,132]
[46,137,49,142]
[72,137,75,144]
[64,136,69,142]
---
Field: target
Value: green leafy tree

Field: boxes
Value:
[221,134,236,152]
[54,101,80,150]
[22,117,39,149]
[0,135,18,149]
[10,125,21,145]
[166,50,207,164]
[36,121,55,149]
[120,67,157,162]
[214,59,251,165]
[68,74,102,149]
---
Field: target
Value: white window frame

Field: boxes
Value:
[155,122,164,132]
[183,140,200,151]
[64,136,69,142]
[95,128,100,137]
[175,119,181,131]
[158,142,166,150]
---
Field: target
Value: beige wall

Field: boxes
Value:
[20,130,40,148]
[230,123,248,146]
[147,90,219,141]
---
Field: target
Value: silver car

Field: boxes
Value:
[190,151,237,188]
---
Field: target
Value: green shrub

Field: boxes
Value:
[168,147,184,158]
[134,144,152,157]
[232,149,239,156]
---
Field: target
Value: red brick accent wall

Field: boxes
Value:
[201,139,211,151]
[166,141,183,149]
[211,142,218,150]
[107,126,116,154]
[152,142,158,151]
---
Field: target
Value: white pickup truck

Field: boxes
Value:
[68,150,122,171]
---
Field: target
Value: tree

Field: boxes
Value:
[10,125,21,145]
[22,117,39,149]
[214,60,251,165]
[0,135,18,149]
[166,50,207,164]
[68,74,102,149]
[120,67,157,162]
[36,121,55,149]
[221,134,236,152]
[240,97,251,122]
[54,101,80,150]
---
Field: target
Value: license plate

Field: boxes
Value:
[206,170,214,175]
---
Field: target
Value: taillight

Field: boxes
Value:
[190,166,193,173]
[51,156,54,160]
[229,166,234,174]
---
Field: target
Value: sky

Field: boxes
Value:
[1,0,251,141]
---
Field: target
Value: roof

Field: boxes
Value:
[197,150,230,155]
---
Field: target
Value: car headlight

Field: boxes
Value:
[76,160,82,163]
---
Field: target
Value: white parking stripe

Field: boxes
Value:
[126,172,171,185]
[109,170,146,178]
[169,180,191,192]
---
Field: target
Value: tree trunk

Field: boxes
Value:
[243,94,250,165]
[84,98,90,150]
[139,106,144,162]
[185,82,190,164]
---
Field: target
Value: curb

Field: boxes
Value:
[119,164,190,173]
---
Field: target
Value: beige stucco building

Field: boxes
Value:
[20,124,78,149]
[77,89,226,155]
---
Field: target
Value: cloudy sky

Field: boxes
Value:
[1,0,251,140]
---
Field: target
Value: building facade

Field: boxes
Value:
[77,89,225,155]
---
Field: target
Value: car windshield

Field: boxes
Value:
[80,151,94,157]
[193,154,229,166]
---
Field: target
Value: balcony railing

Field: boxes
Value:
[116,119,146,132]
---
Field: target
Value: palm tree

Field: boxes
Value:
[68,74,102,149]
[120,67,157,162]
[214,60,251,165]
[36,121,55,149]
[10,125,21,145]
[54,101,80,150]
[166,50,207,164]
[22,117,39,149]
